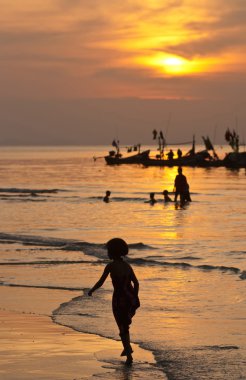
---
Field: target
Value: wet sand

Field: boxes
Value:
[0,310,118,380]
[0,287,167,380]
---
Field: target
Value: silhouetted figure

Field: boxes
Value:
[112,139,120,155]
[88,238,140,365]
[167,149,174,161]
[163,190,173,202]
[186,147,195,157]
[225,128,239,152]
[174,167,191,204]
[177,149,182,159]
[147,192,157,205]
[103,190,111,202]
[152,129,158,140]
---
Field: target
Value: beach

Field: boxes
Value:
[0,286,165,380]
[0,146,245,379]
[0,309,115,380]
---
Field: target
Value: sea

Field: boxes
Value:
[0,145,245,380]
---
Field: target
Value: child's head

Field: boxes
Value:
[106,190,111,196]
[106,238,128,259]
[163,190,168,195]
[150,192,155,199]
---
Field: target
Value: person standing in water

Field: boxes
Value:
[88,238,140,365]
[174,167,191,204]
[177,148,182,159]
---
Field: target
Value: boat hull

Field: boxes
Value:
[104,149,246,168]
[223,152,246,168]
[142,150,223,167]
[105,150,150,165]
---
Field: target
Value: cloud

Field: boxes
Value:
[159,3,246,59]
[0,0,246,104]
[0,30,63,45]
[164,30,246,58]
[91,64,246,103]
[56,0,83,9]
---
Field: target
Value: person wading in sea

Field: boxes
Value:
[103,190,111,202]
[163,189,173,202]
[174,167,192,204]
[145,192,157,205]
[88,238,140,365]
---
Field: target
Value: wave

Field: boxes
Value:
[197,264,240,273]
[3,256,239,277]
[52,289,245,380]
[52,295,166,379]
[179,256,201,260]
[196,345,240,351]
[0,188,65,194]
[128,257,243,278]
[0,188,68,202]
[0,194,49,198]
[145,255,201,261]
[0,196,48,202]
[0,259,96,266]
[89,196,148,202]
[229,250,246,255]
[0,232,244,279]
[0,232,76,247]
[129,242,156,250]
[0,232,153,251]
[0,282,82,291]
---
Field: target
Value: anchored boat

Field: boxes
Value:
[105,149,150,165]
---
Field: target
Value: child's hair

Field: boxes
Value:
[163,190,168,195]
[106,238,129,259]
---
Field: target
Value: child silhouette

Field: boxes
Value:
[88,238,140,365]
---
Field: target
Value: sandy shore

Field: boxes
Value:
[0,310,118,380]
[0,287,167,379]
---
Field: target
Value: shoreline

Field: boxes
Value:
[0,286,167,379]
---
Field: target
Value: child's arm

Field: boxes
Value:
[88,264,110,296]
[131,268,139,295]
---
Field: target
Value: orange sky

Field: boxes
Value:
[0,0,246,144]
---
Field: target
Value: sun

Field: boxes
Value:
[136,53,201,76]
[162,56,187,74]
[151,54,194,75]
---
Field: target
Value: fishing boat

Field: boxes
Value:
[141,149,219,167]
[142,135,222,167]
[102,130,245,168]
[222,129,246,168]
[223,151,246,168]
[105,149,150,165]
[104,139,150,165]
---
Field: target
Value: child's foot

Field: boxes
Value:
[121,346,133,357]
[125,354,133,366]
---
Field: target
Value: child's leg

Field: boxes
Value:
[113,300,134,364]
[119,326,133,365]
[120,332,133,356]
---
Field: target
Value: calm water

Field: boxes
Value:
[0,146,245,379]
